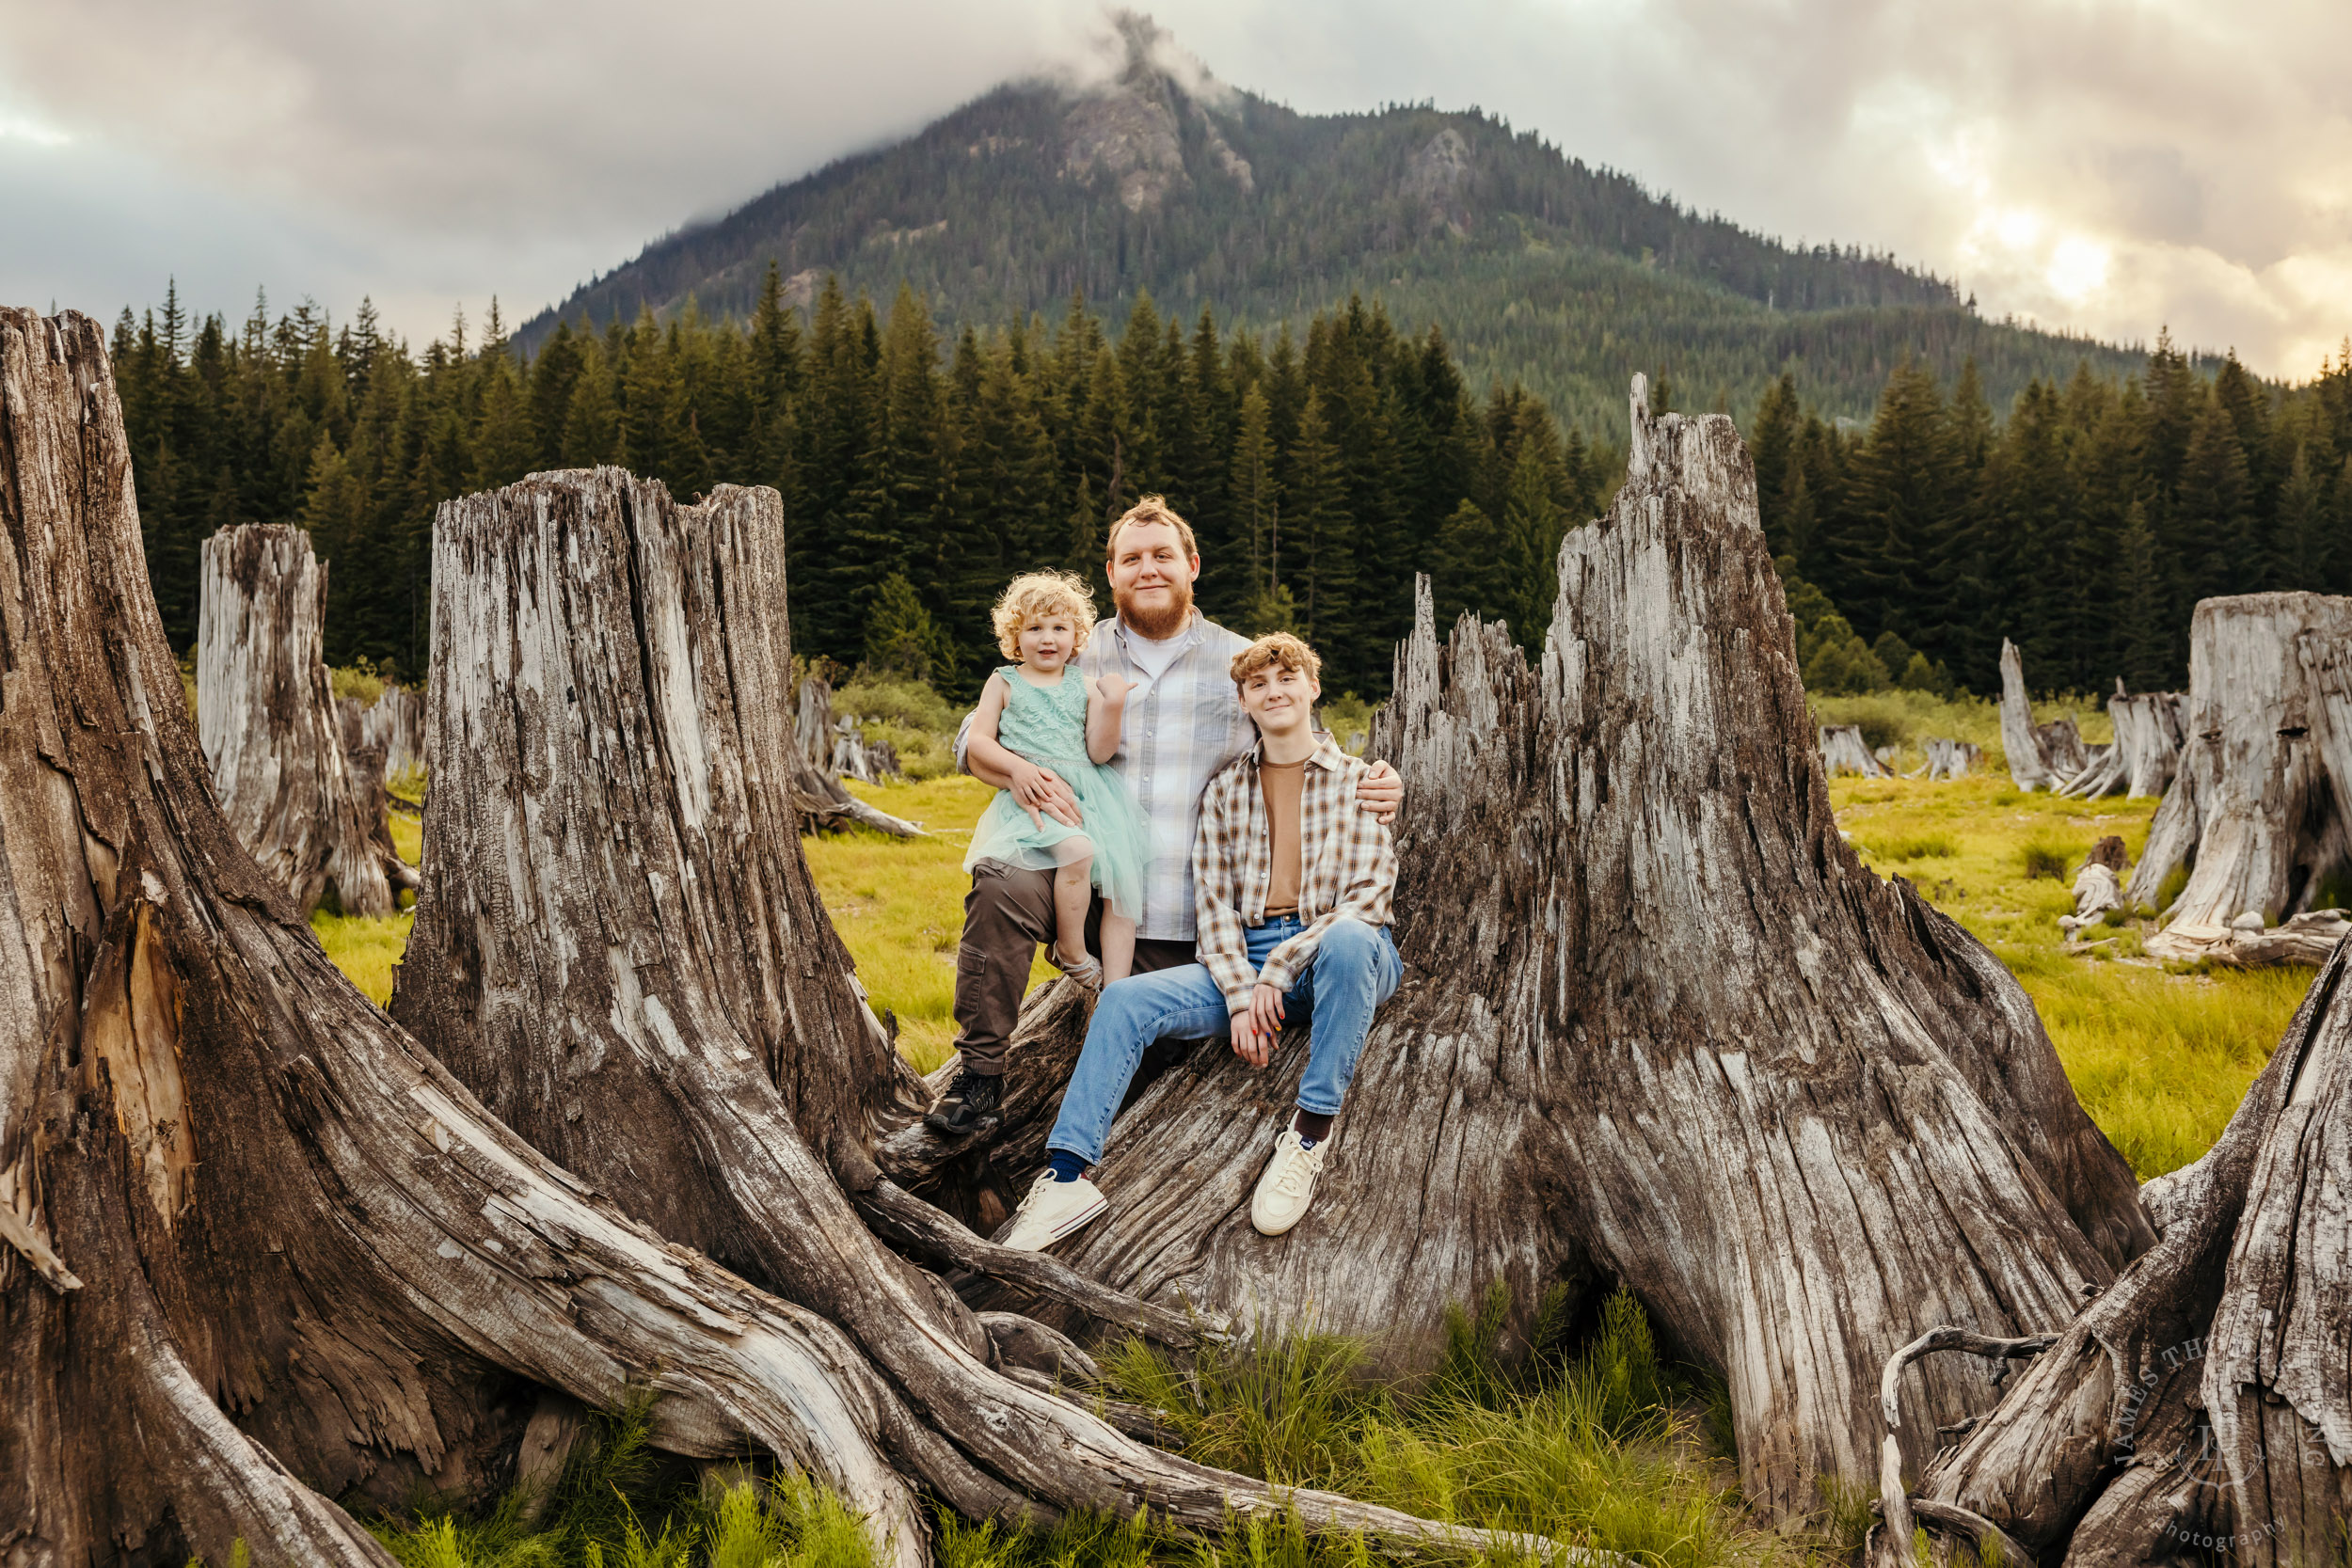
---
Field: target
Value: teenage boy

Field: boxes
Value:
[999,632,1402,1247]
[928,498,1400,1135]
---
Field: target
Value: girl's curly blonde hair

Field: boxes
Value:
[991,570,1098,660]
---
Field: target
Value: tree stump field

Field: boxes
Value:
[5,310,2349,1566]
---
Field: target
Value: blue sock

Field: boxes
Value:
[1046,1150,1089,1183]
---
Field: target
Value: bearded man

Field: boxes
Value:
[927,496,1403,1134]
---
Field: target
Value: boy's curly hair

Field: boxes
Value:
[1230,632,1322,689]
[991,570,1098,660]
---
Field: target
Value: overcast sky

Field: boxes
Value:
[2,0,2342,379]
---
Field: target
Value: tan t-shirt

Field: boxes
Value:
[1260,757,1307,916]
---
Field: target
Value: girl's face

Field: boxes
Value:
[1019,612,1080,672]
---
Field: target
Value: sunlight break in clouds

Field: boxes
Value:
[0,0,2341,376]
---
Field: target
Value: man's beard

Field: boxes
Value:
[1116,577,1194,640]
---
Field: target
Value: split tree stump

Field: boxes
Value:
[2000,638,2090,792]
[1907,942,2352,1567]
[2127,593,2352,961]
[1918,738,1982,780]
[197,524,397,916]
[0,316,1533,1564]
[901,380,2154,1521]
[386,467,1532,1565]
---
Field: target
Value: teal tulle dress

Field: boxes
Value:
[964,666,1149,921]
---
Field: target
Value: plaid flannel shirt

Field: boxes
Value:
[1193,734,1397,1014]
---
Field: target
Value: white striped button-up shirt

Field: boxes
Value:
[1080,612,1256,940]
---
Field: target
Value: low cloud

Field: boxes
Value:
[0,0,2340,377]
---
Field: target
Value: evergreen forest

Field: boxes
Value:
[113,271,2352,706]
[518,65,2149,439]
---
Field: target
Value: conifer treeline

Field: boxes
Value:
[112,273,2349,705]
[112,268,1612,700]
[1758,342,2352,696]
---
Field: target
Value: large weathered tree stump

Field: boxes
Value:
[2126,593,2352,961]
[901,381,2154,1521]
[386,467,1532,1565]
[197,523,397,916]
[2062,682,2186,801]
[1900,938,2352,1567]
[0,317,1540,1564]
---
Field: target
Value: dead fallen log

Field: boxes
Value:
[1915,737,1981,781]
[1819,722,1892,778]
[2126,593,2352,961]
[914,378,2153,1523]
[1910,938,2352,1567]
[197,523,397,917]
[793,675,923,836]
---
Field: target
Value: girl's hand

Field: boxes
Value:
[1095,671,1133,705]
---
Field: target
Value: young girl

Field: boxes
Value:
[961,570,1148,988]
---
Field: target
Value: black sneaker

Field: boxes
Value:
[926,1069,1004,1136]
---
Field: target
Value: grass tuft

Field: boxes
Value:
[2019,835,2075,881]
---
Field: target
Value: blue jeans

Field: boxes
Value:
[1045,915,1402,1167]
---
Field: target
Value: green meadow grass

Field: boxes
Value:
[1830,773,2307,1177]
[805,777,1057,1073]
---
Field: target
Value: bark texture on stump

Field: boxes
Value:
[1820,723,1892,778]
[197,523,396,916]
[793,676,922,836]
[388,468,1528,1568]
[337,684,425,780]
[2125,594,2352,961]
[1907,938,2352,1568]
[2086,684,2187,801]
[914,381,2154,1520]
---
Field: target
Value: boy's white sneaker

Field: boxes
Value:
[1250,1128,1326,1236]
[1000,1171,1107,1251]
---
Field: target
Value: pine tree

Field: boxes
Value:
[1230,384,1279,611]
[1497,440,1566,654]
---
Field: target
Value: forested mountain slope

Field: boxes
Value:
[516,35,2142,436]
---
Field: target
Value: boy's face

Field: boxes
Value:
[1238,662,1319,735]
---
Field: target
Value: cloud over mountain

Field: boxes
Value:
[0,0,2340,375]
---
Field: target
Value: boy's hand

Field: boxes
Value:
[1356,760,1403,824]
[1247,982,1287,1053]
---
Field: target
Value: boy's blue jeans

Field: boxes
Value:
[1045,915,1402,1168]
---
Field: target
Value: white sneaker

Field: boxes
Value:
[1250,1128,1326,1236]
[999,1170,1107,1251]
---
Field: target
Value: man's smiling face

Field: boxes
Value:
[1109,519,1198,639]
